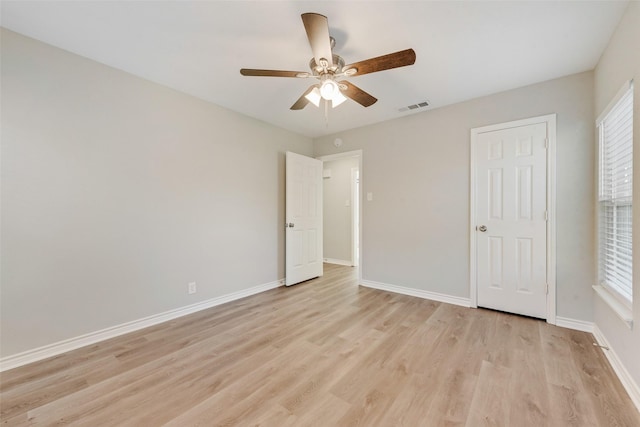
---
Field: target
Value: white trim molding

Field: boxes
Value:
[555,316,594,333]
[0,279,284,372]
[593,285,634,329]
[469,114,557,324]
[596,79,634,125]
[593,325,640,412]
[316,149,362,162]
[360,280,471,308]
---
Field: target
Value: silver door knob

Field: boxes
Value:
[478,225,487,232]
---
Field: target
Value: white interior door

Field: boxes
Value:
[475,122,548,319]
[286,151,323,286]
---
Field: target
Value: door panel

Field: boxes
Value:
[476,122,547,319]
[286,152,323,286]
[488,168,503,219]
[488,236,503,289]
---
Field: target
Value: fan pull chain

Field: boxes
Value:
[324,99,329,127]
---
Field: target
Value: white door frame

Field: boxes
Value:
[469,114,557,324]
[351,167,360,267]
[317,150,363,283]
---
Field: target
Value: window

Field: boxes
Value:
[598,81,633,306]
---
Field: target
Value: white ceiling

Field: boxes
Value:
[1,1,629,138]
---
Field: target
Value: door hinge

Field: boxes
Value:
[544,210,549,221]
[545,138,549,149]
[545,283,549,295]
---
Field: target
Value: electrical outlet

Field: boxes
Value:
[188,282,197,294]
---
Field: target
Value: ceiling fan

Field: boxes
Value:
[240,13,416,110]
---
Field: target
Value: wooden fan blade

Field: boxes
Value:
[339,81,377,107]
[343,48,416,77]
[291,85,318,110]
[301,13,334,67]
[240,69,309,78]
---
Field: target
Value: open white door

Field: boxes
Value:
[286,152,323,286]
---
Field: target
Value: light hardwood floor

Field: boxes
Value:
[1,264,639,426]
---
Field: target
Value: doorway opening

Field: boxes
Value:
[317,150,363,281]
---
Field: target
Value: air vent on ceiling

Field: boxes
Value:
[398,101,429,112]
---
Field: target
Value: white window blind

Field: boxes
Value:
[598,81,633,305]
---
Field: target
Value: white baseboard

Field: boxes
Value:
[323,258,353,266]
[592,325,640,413]
[360,279,471,308]
[0,278,285,372]
[555,316,594,333]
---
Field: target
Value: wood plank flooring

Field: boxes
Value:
[1,264,639,426]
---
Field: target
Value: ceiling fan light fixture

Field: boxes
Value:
[320,79,339,100]
[332,90,347,108]
[305,87,322,107]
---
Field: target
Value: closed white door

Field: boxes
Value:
[286,152,323,286]
[475,122,548,318]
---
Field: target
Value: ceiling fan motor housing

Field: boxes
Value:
[309,54,345,76]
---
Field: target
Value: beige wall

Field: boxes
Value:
[593,1,640,390]
[322,157,359,263]
[4,9,627,370]
[0,29,312,357]
[314,71,595,322]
